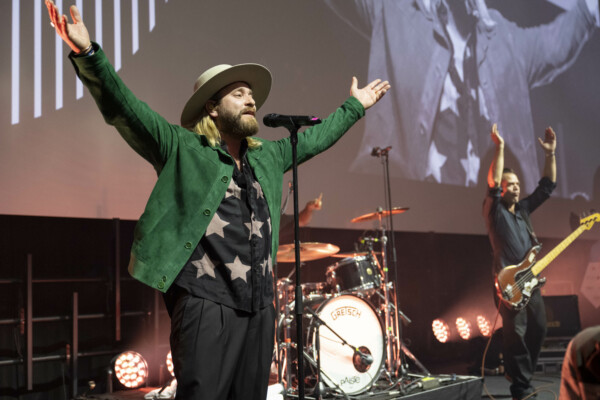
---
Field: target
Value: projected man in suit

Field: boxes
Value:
[483,123,557,400]
[325,0,598,191]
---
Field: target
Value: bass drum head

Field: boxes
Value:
[307,295,384,395]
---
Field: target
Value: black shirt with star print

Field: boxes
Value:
[173,141,273,312]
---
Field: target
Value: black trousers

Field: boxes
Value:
[163,287,275,400]
[499,290,547,399]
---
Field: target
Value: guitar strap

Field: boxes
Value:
[520,208,540,246]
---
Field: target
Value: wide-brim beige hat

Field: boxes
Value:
[180,63,272,128]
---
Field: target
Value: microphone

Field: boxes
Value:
[263,114,322,129]
[355,348,373,365]
[359,352,373,365]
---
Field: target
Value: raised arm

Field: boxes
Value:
[46,0,180,171]
[298,193,323,227]
[538,126,557,183]
[278,76,390,172]
[515,0,597,88]
[487,123,504,188]
[46,0,91,54]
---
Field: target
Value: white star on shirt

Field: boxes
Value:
[425,141,447,183]
[250,218,264,239]
[226,179,242,200]
[252,180,265,200]
[191,253,216,279]
[225,256,251,282]
[206,212,229,238]
[262,253,272,276]
[460,140,480,187]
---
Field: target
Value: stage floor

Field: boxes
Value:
[91,370,563,400]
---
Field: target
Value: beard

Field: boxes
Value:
[218,108,259,140]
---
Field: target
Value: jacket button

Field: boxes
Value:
[162,276,167,282]
[203,209,210,216]
[221,176,228,183]
[157,282,165,289]
[184,242,192,249]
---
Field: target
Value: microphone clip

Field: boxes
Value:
[371,146,392,158]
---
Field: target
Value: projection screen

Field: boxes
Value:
[1,0,599,239]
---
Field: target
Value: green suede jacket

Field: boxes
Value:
[70,44,365,293]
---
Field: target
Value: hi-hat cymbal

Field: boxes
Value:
[350,207,409,223]
[277,242,340,263]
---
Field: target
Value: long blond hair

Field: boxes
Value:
[191,109,262,149]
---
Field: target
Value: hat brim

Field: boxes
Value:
[180,63,272,128]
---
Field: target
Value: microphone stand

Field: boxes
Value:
[267,115,321,399]
[372,146,406,380]
[287,123,306,400]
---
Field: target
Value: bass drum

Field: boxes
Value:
[306,295,384,395]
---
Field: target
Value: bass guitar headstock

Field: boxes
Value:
[580,211,600,231]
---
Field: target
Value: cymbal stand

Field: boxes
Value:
[373,215,395,380]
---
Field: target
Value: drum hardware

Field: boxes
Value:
[306,306,326,400]
[350,200,421,382]
[329,251,370,258]
[372,286,412,325]
[272,150,429,396]
[295,345,348,400]
[369,145,407,382]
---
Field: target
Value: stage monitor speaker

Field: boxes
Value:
[543,295,581,338]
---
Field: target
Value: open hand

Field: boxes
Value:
[490,123,504,148]
[538,126,556,155]
[46,0,91,53]
[350,77,390,110]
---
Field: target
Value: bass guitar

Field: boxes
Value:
[495,212,599,310]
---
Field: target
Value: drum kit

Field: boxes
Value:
[273,206,429,398]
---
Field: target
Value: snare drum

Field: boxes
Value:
[326,256,381,294]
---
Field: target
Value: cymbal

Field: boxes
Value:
[350,207,409,223]
[277,242,340,263]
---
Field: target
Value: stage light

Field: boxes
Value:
[476,315,492,337]
[455,317,472,340]
[432,319,450,343]
[166,351,174,377]
[113,351,148,388]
